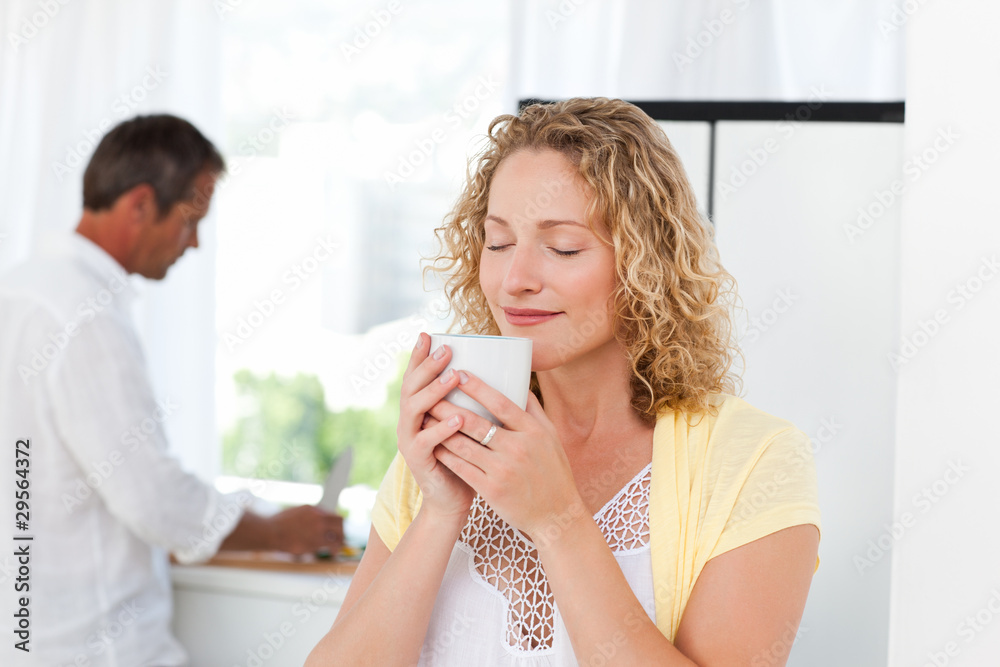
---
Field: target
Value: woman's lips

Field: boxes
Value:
[502,308,562,326]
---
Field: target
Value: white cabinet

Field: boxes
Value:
[171,565,350,666]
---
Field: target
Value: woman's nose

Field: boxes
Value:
[501,246,542,295]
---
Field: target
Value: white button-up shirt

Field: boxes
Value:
[0,234,247,666]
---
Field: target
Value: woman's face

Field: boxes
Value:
[479,149,618,372]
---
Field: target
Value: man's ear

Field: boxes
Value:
[115,183,159,224]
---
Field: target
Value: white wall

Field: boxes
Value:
[712,121,902,665]
[890,3,1000,665]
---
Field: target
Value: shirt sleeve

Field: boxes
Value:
[711,426,822,568]
[371,452,422,551]
[43,307,245,564]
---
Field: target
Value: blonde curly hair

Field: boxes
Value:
[427,97,742,422]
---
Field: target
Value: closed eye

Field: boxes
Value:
[485,244,581,256]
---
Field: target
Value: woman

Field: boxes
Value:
[307,98,820,666]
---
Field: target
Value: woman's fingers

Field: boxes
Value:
[401,339,454,398]
[418,412,464,447]
[407,367,462,426]
[399,340,462,435]
[435,444,488,490]
[426,402,503,449]
[402,332,429,376]
[425,412,490,470]
[453,371,531,431]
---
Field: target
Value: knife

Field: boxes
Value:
[318,447,353,513]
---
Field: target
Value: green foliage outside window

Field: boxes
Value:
[222,358,406,489]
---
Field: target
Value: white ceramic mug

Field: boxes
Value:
[429,333,533,425]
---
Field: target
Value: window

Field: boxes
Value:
[213,1,510,542]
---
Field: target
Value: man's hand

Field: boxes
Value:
[268,505,345,555]
[219,505,344,555]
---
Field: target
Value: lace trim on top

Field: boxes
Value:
[458,462,653,653]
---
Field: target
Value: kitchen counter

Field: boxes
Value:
[171,553,358,666]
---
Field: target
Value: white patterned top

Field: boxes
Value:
[418,463,655,666]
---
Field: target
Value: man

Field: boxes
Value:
[0,115,344,666]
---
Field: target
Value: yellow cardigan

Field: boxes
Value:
[371,392,822,641]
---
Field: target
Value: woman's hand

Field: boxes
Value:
[396,333,475,523]
[426,372,583,539]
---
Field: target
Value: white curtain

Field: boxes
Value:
[512,0,904,101]
[0,0,223,479]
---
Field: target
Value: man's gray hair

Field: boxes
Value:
[83,114,225,215]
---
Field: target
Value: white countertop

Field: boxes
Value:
[171,563,353,603]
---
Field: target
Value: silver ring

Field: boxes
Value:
[480,424,498,446]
